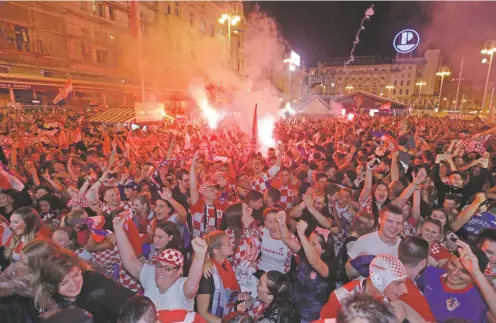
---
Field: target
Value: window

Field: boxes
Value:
[14,26,31,52]
[407,81,410,86]
[200,18,205,33]
[109,6,116,21]
[35,39,43,54]
[400,80,404,86]
[210,24,214,37]
[174,1,179,16]
[393,89,397,95]
[96,49,107,63]
[399,89,403,95]
[408,73,411,78]
[372,82,376,87]
[81,43,91,61]
[97,2,105,18]
[219,27,223,35]
[409,66,412,70]
[238,60,240,71]
[406,89,409,95]
[237,38,241,48]
[393,80,397,86]
[166,5,171,14]
[190,13,195,26]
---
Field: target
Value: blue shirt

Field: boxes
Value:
[458,211,496,244]
[422,267,488,323]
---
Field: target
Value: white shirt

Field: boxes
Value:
[258,227,292,274]
[347,231,400,259]
[139,263,194,311]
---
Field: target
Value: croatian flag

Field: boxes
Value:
[53,78,74,105]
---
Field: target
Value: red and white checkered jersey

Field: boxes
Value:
[190,198,229,238]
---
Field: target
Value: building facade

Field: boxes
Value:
[307,49,443,109]
[0,1,245,111]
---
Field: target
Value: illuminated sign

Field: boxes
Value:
[135,102,166,123]
[393,29,420,54]
[290,51,300,67]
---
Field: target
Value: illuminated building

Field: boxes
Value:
[308,49,443,109]
[0,1,245,110]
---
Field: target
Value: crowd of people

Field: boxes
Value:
[1,108,496,323]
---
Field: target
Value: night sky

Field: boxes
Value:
[246,2,431,66]
[243,1,496,88]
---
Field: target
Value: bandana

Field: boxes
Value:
[369,254,407,293]
[152,248,184,268]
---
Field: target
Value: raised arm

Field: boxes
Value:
[158,188,187,224]
[112,215,144,279]
[359,159,376,205]
[296,221,329,277]
[450,193,486,232]
[395,168,426,208]
[276,211,301,252]
[190,152,200,206]
[183,237,208,300]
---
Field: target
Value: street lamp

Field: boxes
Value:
[481,39,496,112]
[283,58,295,100]
[346,85,354,93]
[385,85,394,98]
[436,67,451,110]
[218,13,241,70]
[415,81,426,110]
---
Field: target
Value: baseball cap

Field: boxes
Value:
[124,181,141,191]
[152,249,184,268]
[369,254,407,293]
[199,181,217,194]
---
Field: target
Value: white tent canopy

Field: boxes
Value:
[296,96,340,115]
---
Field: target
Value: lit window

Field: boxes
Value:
[174,1,179,16]
[96,49,107,63]
[400,80,404,86]
[97,2,105,17]
[109,6,116,21]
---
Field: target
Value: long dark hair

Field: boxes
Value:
[259,271,298,323]
[155,220,183,251]
[223,203,244,246]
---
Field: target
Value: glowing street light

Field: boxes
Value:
[415,81,426,110]
[436,67,451,110]
[218,13,241,70]
[346,85,354,93]
[481,39,496,112]
[385,85,394,98]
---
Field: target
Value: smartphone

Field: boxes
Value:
[107,172,118,179]
[372,158,381,167]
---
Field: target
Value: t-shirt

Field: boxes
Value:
[400,279,436,322]
[292,249,333,321]
[139,263,194,311]
[347,231,400,259]
[422,266,488,323]
[458,211,496,244]
[257,227,295,274]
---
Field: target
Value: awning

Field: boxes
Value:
[89,107,136,124]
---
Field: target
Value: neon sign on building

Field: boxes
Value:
[393,29,420,54]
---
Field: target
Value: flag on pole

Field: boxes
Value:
[250,104,259,153]
[52,78,74,105]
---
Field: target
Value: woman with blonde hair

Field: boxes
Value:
[3,207,50,264]
[197,230,239,322]
[132,192,154,235]
[24,239,134,322]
